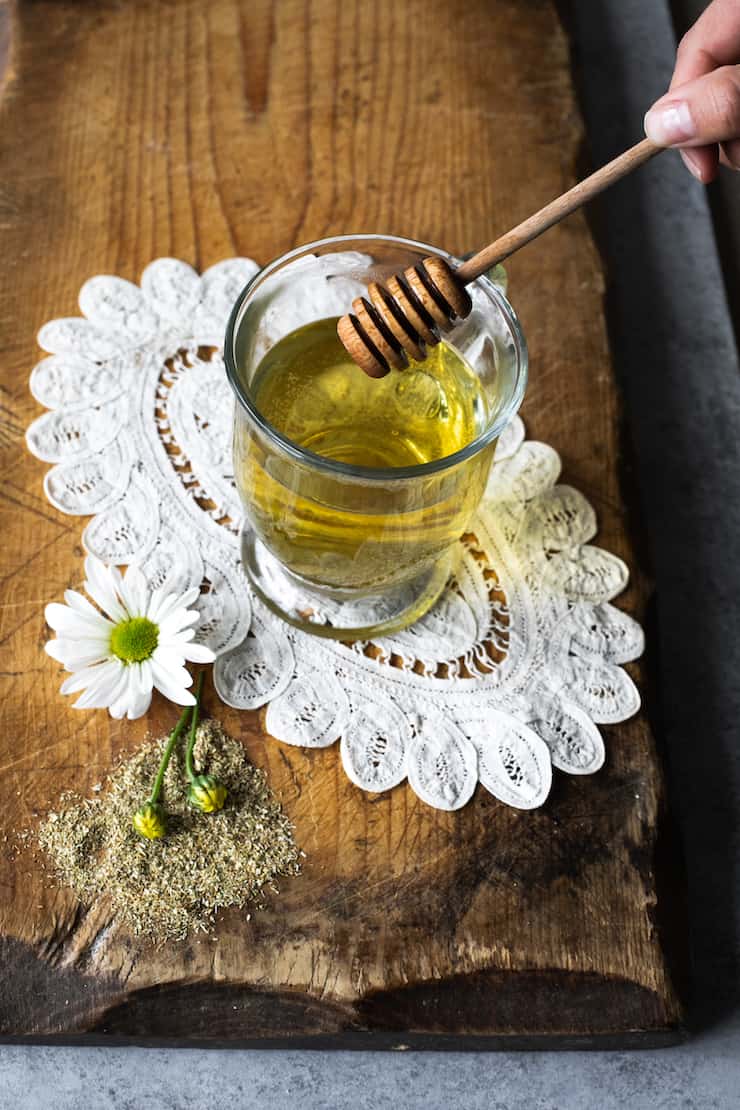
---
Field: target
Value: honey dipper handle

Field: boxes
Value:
[456,137,663,284]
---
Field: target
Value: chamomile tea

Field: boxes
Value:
[234,316,496,592]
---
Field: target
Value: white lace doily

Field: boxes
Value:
[26,257,644,812]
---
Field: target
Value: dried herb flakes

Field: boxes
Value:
[38,720,301,943]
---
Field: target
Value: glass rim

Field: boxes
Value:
[224,233,528,482]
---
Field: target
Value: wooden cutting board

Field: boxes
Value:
[0,0,687,1047]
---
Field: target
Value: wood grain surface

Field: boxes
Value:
[0,0,687,1046]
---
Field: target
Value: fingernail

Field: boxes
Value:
[680,150,704,181]
[644,100,695,145]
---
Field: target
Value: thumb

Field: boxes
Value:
[645,65,740,146]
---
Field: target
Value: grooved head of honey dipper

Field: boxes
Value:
[352,295,408,373]
[337,313,390,378]
[421,257,472,321]
[337,257,471,379]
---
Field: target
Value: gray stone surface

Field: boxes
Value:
[0,1014,738,1110]
[2,1,739,1105]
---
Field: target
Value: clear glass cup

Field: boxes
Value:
[224,234,527,639]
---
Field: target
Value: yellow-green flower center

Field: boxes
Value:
[110,617,159,664]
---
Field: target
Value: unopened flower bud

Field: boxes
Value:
[187,774,227,813]
[132,802,167,840]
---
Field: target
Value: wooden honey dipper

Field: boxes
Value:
[338,137,662,378]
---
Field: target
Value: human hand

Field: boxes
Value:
[644,0,740,182]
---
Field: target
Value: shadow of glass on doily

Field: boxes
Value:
[350,532,510,680]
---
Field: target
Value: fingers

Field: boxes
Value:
[721,137,740,168]
[671,43,717,90]
[680,146,720,183]
[645,65,740,146]
[654,0,740,180]
[672,0,740,87]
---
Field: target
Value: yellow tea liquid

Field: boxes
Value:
[235,317,495,591]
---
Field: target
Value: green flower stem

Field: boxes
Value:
[148,705,193,806]
[185,671,205,782]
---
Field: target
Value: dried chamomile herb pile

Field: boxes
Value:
[38,711,301,943]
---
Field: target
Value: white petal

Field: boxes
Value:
[60,659,118,695]
[131,658,154,697]
[108,695,131,718]
[158,632,215,663]
[97,660,130,698]
[145,585,171,623]
[106,670,139,718]
[151,586,200,618]
[164,628,196,644]
[72,688,108,710]
[45,603,111,638]
[146,590,176,622]
[63,590,103,619]
[158,608,200,637]
[151,651,192,688]
[61,670,93,695]
[109,563,125,593]
[73,661,127,709]
[177,642,215,664]
[125,687,153,719]
[45,638,110,668]
[108,666,152,718]
[154,650,186,671]
[86,658,125,696]
[155,682,196,707]
[150,590,199,626]
[119,563,149,617]
[151,659,196,705]
[84,557,127,622]
[146,590,183,626]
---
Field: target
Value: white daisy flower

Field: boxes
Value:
[44,556,215,719]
